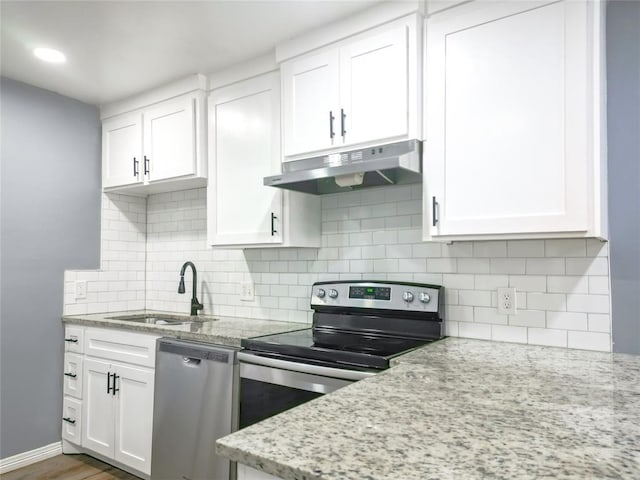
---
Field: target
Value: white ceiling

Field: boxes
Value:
[1,0,382,106]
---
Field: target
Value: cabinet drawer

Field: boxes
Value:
[64,325,84,353]
[63,353,83,399]
[62,396,82,445]
[85,328,159,368]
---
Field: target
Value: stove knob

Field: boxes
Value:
[402,291,414,303]
[317,288,326,299]
[419,292,431,304]
[328,289,339,299]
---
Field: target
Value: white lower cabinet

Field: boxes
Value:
[61,324,158,477]
[237,464,281,480]
[83,358,155,474]
[61,397,82,445]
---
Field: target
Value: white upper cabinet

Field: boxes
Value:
[102,112,143,189]
[143,95,197,183]
[282,51,339,156]
[207,72,321,248]
[101,75,207,195]
[423,0,606,241]
[281,15,421,159]
[339,26,408,146]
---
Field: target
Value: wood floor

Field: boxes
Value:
[2,454,141,480]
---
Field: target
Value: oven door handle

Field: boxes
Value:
[237,352,376,382]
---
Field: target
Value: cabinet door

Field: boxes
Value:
[61,397,82,445]
[208,73,283,245]
[425,0,591,237]
[82,358,114,458]
[143,95,196,182]
[102,112,143,188]
[113,363,154,475]
[339,24,409,146]
[63,353,83,399]
[282,50,339,157]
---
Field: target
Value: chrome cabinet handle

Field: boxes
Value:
[64,338,78,343]
[62,417,76,424]
[107,372,113,394]
[271,212,277,236]
[112,374,120,395]
[144,155,150,175]
[133,157,139,177]
[340,108,346,138]
[64,372,77,378]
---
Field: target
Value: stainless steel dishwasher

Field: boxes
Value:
[151,338,238,480]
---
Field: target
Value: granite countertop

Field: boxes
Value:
[217,337,640,480]
[62,310,307,347]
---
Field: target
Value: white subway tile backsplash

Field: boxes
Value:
[526,258,565,275]
[473,241,507,258]
[458,322,492,340]
[528,293,566,311]
[508,310,545,328]
[544,239,586,257]
[424,258,455,274]
[474,307,507,325]
[528,328,567,347]
[566,257,609,276]
[441,243,473,258]
[446,305,474,322]
[442,274,474,290]
[492,325,527,343]
[490,258,526,274]
[547,276,589,294]
[547,311,588,331]
[458,290,491,307]
[588,276,610,295]
[457,258,491,274]
[507,240,545,258]
[398,258,427,273]
[65,185,612,352]
[567,331,611,351]
[566,294,610,314]
[588,314,611,333]
[509,275,546,292]
[475,274,509,290]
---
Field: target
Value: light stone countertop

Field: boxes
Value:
[216,337,640,480]
[62,310,308,348]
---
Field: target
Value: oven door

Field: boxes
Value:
[237,352,375,429]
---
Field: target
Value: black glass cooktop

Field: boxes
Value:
[241,328,437,370]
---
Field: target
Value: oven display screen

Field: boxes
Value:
[349,286,391,300]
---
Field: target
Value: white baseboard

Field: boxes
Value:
[0,441,63,474]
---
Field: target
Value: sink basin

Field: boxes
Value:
[106,314,213,325]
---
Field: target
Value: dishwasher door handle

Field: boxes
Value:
[182,357,201,366]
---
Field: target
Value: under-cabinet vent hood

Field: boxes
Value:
[264,139,422,195]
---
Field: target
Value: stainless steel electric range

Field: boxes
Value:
[238,280,445,429]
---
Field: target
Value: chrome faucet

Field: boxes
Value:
[178,261,204,316]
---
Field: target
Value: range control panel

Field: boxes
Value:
[311,281,441,313]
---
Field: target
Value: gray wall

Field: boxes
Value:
[607,1,640,354]
[0,78,101,458]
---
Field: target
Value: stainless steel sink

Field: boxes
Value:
[106,314,215,326]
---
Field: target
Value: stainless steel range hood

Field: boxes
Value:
[264,139,422,195]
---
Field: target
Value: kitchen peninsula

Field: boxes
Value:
[217,338,640,480]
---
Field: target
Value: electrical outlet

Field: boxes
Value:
[240,281,255,301]
[75,281,87,300]
[497,287,517,315]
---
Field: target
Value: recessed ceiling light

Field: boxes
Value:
[33,47,66,64]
